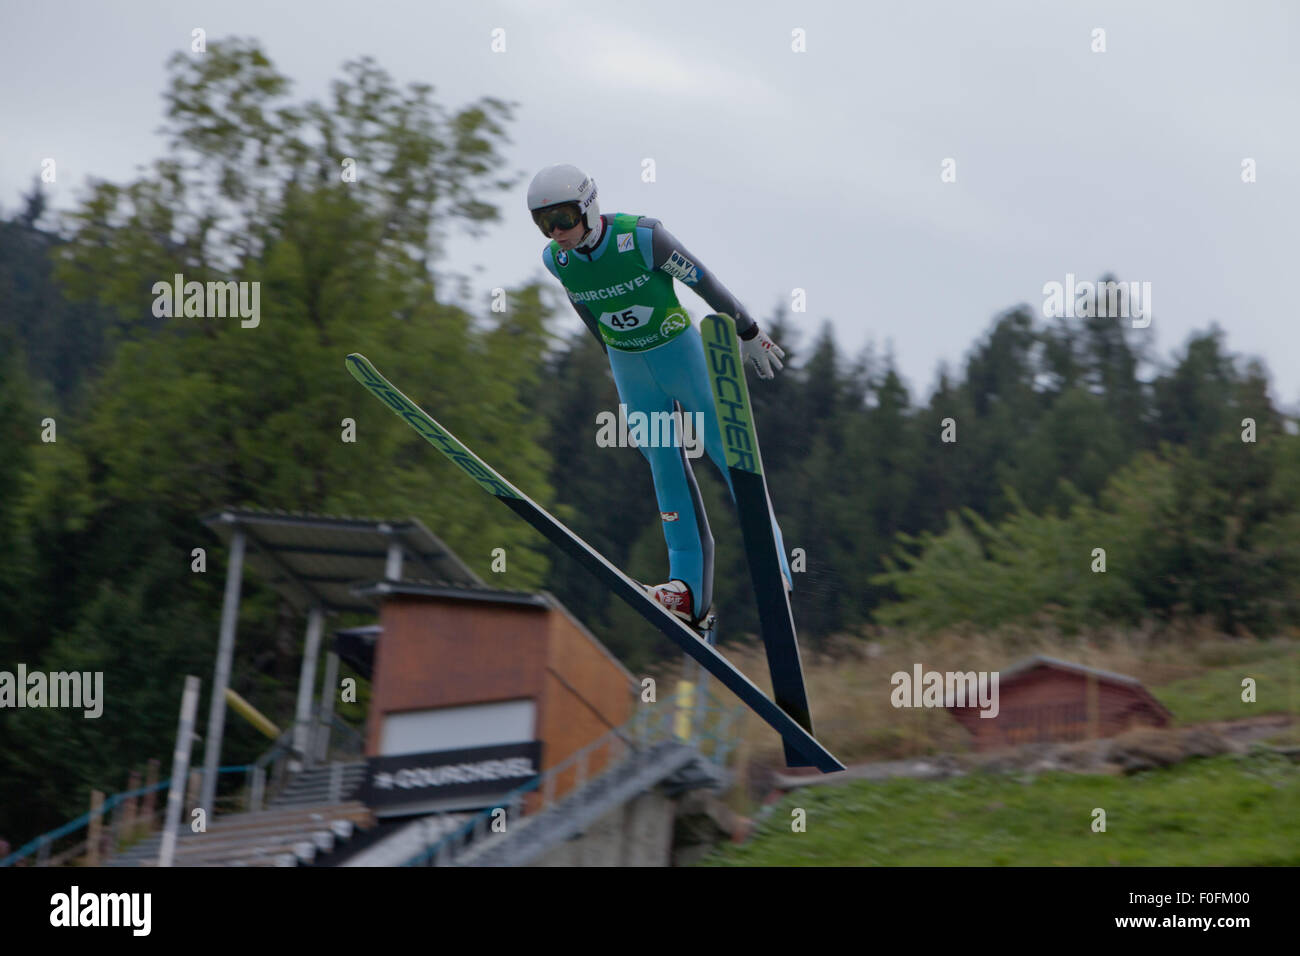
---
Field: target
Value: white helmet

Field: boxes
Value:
[527,164,600,243]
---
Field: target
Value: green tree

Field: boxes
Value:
[0,38,553,849]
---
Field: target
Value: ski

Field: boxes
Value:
[345,352,844,773]
[701,313,816,768]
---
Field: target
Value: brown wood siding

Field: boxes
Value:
[532,607,634,802]
[365,597,548,755]
[545,608,633,732]
[535,672,621,802]
[949,666,1170,751]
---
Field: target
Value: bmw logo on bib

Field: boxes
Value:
[557,250,569,266]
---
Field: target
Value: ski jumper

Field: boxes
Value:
[541,212,793,615]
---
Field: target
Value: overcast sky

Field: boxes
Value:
[3,0,1297,410]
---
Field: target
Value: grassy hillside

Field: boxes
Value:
[1156,644,1299,730]
[699,751,1299,866]
[686,630,1300,770]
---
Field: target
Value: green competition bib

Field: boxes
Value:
[549,212,691,351]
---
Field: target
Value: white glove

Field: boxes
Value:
[741,328,785,379]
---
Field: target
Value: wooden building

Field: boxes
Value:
[946,655,1172,751]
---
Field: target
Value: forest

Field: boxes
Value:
[2,39,1296,849]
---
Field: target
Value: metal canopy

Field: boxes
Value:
[200,507,484,615]
[353,580,550,608]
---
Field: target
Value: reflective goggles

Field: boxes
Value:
[532,202,584,237]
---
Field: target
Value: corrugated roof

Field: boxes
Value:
[1000,654,1144,687]
[200,507,483,615]
[353,579,550,608]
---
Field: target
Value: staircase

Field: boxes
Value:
[106,801,373,867]
[402,726,727,868]
[397,683,742,867]
[105,761,370,867]
[455,739,725,866]
[268,761,366,808]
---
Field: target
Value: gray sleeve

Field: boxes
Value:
[641,218,760,339]
[571,299,608,353]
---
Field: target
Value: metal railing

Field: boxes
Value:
[1,704,366,867]
[248,714,366,810]
[0,764,251,868]
[401,682,742,867]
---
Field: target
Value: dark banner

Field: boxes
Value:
[360,741,542,811]
[0,866,1283,939]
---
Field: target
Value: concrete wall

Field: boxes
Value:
[529,789,676,867]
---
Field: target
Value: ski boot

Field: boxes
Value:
[644,580,715,642]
